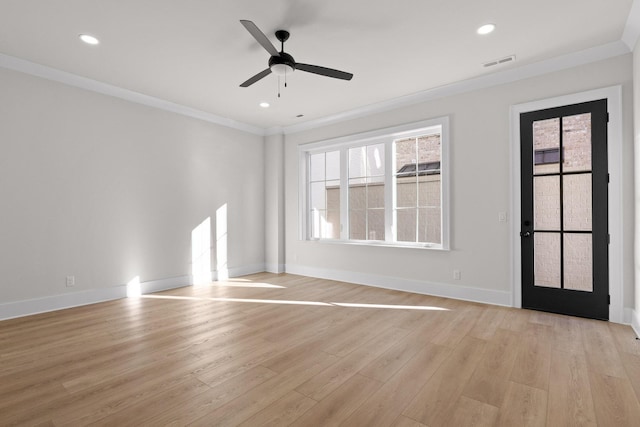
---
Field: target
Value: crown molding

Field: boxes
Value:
[1,35,633,138]
[0,53,265,136]
[622,0,640,50]
[278,40,630,136]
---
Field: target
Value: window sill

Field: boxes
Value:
[305,238,448,251]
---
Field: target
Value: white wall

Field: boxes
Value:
[0,67,265,306]
[264,133,285,273]
[284,54,634,310]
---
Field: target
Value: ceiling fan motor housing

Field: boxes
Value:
[269,52,295,75]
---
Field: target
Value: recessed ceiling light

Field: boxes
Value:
[79,34,100,45]
[477,24,496,35]
[259,102,270,108]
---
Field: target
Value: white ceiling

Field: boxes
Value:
[0,0,635,130]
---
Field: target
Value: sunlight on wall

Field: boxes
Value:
[216,204,229,281]
[126,276,141,297]
[191,217,212,286]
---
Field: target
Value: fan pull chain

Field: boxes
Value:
[277,75,280,98]
[285,69,287,88]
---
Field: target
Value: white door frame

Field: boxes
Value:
[509,86,624,323]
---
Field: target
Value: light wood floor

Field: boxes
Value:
[1,273,640,426]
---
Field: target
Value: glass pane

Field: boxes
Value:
[396,178,416,208]
[326,150,340,180]
[349,180,366,210]
[310,182,326,210]
[534,232,561,288]
[396,208,417,242]
[326,181,340,211]
[367,144,385,176]
[349,146,366,178]
[418,207,441,244]
[395,137,416,172]
[418,177,440,208]
[367,183,384,208]
[533,118,560,174]
[534,175,560,230]
[310,153,325,182]
[564,233,593,292]
[310,209,325,239]
[349,209,366,240]
[563,174,592,231]
[325,210,341,239]
[368,209,385,240]
[418,134,441,164]
[563,113,592,173]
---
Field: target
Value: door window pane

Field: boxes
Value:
[533,118,560,174]
[564,233,593,291]
[562,113,592,173]
[563,174,592,231]
[534,232,561,288]
[310,153,325,182]
[534,175,560,230]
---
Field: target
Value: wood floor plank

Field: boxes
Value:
[290,374,381,426]
[450,396,499,427]
[236,390,317,427]
[358,315,447,383]
[581,319,627,378]
[187,350,339,426]
[589,371,640,426]
[546,350,597,427]
[391,416,428,427]
[609,322,640,356]
[463,328,521,407]
[296,326,407,400]
[343,343,451,427]
[509,323,552,391]
[496,381,548,427]
[402,336,487,426]
[620,351,640,402]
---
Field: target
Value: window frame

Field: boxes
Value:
[298,117,450,250]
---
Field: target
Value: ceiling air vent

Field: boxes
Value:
[483,55,516,68]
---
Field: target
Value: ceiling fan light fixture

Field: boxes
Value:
[259,102,270,108]
[270,63,294,76]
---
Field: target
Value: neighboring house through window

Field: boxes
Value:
[299,117,450,249]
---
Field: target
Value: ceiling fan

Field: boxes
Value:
[239,20,354,88]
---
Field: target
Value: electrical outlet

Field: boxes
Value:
[66,275,75,287]
[498,212,507,223]
[453,270,461,280]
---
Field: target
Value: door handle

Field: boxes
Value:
[520,231,531,237]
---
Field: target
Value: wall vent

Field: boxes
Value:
[483,55,516,68]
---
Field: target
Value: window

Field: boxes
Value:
[309,150,341,239]
[300,117,449,249]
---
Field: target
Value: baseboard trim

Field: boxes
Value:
[631,309,640,338]
[0,286,127,321]
[0,265,267,321]
[285,264,512,307]
[265,263,285,274]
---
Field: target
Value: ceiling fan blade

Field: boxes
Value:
[296,63,353,80]
[240,68,272,87]
[240,20,280,57]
